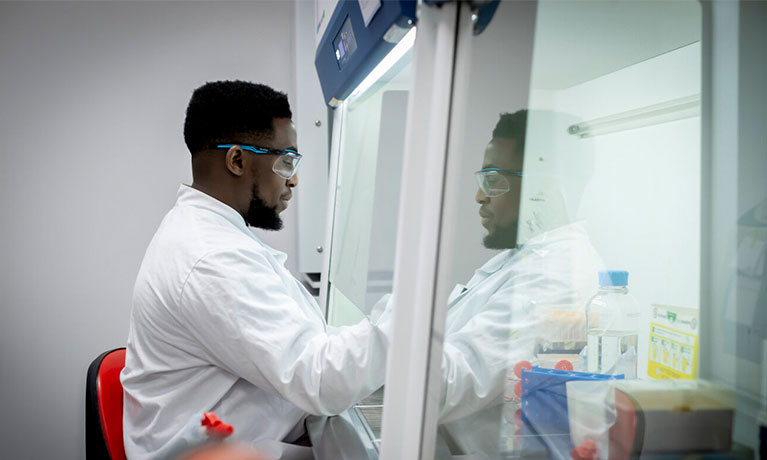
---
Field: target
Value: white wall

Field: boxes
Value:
[0,2,298,458]
[294,0,330,276]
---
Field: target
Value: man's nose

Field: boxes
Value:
[287,172,298,188]
[475,187,488,204]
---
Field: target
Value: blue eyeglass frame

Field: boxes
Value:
[216,144,303,179]
[216,144,301,159]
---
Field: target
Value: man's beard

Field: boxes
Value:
[483,222,518,250]
[245,183,283,230]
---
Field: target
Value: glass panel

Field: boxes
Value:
[429,0,709,457]
[702,1,767,454]
[327,61,411,326]
[324,42,413,447]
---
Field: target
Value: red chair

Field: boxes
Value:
[86,348,128,460]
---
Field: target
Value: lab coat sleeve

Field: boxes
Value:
[439,273,540,423]
[439,234,599,422]
[176,248,391,416]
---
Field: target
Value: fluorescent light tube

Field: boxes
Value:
[347,27,416,102]
[568,94,701,138]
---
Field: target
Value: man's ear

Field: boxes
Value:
[225,146,245,176]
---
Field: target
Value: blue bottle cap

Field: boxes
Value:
[599,270,629,287]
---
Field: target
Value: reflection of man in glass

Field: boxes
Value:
[439,110,603,456]
[475,111,526,250]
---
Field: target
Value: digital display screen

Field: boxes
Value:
[333,16,358,69]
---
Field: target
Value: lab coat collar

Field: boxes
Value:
[475,222,587,276]
[517,221,588,257]
[449,249,515,305]
[176,184,250,234]
[475,249,515,276]
[175,185,289,264]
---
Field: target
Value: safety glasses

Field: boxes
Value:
[474,168,524,197]
[216,144,302,180]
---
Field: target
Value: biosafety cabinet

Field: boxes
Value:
[313,1,767,459]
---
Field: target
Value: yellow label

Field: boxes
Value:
[647,322,698,379]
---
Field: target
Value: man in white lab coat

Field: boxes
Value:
[439,110,603,456]
[121,81,390,460]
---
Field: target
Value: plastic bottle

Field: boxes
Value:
[586,270,640,378]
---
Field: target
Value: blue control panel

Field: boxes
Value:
[315,0,416,107]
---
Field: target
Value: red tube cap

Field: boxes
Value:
[201,412,234,439]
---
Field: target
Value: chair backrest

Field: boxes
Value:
[86,348,127,460]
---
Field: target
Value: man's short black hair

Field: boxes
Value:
[492,109,527,153]
[183,80,292,155]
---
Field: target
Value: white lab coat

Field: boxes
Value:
[121,185,391,460]
[439,222,603,456]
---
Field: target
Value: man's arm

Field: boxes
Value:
[176,248,391,416]
[439,274,541,423]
